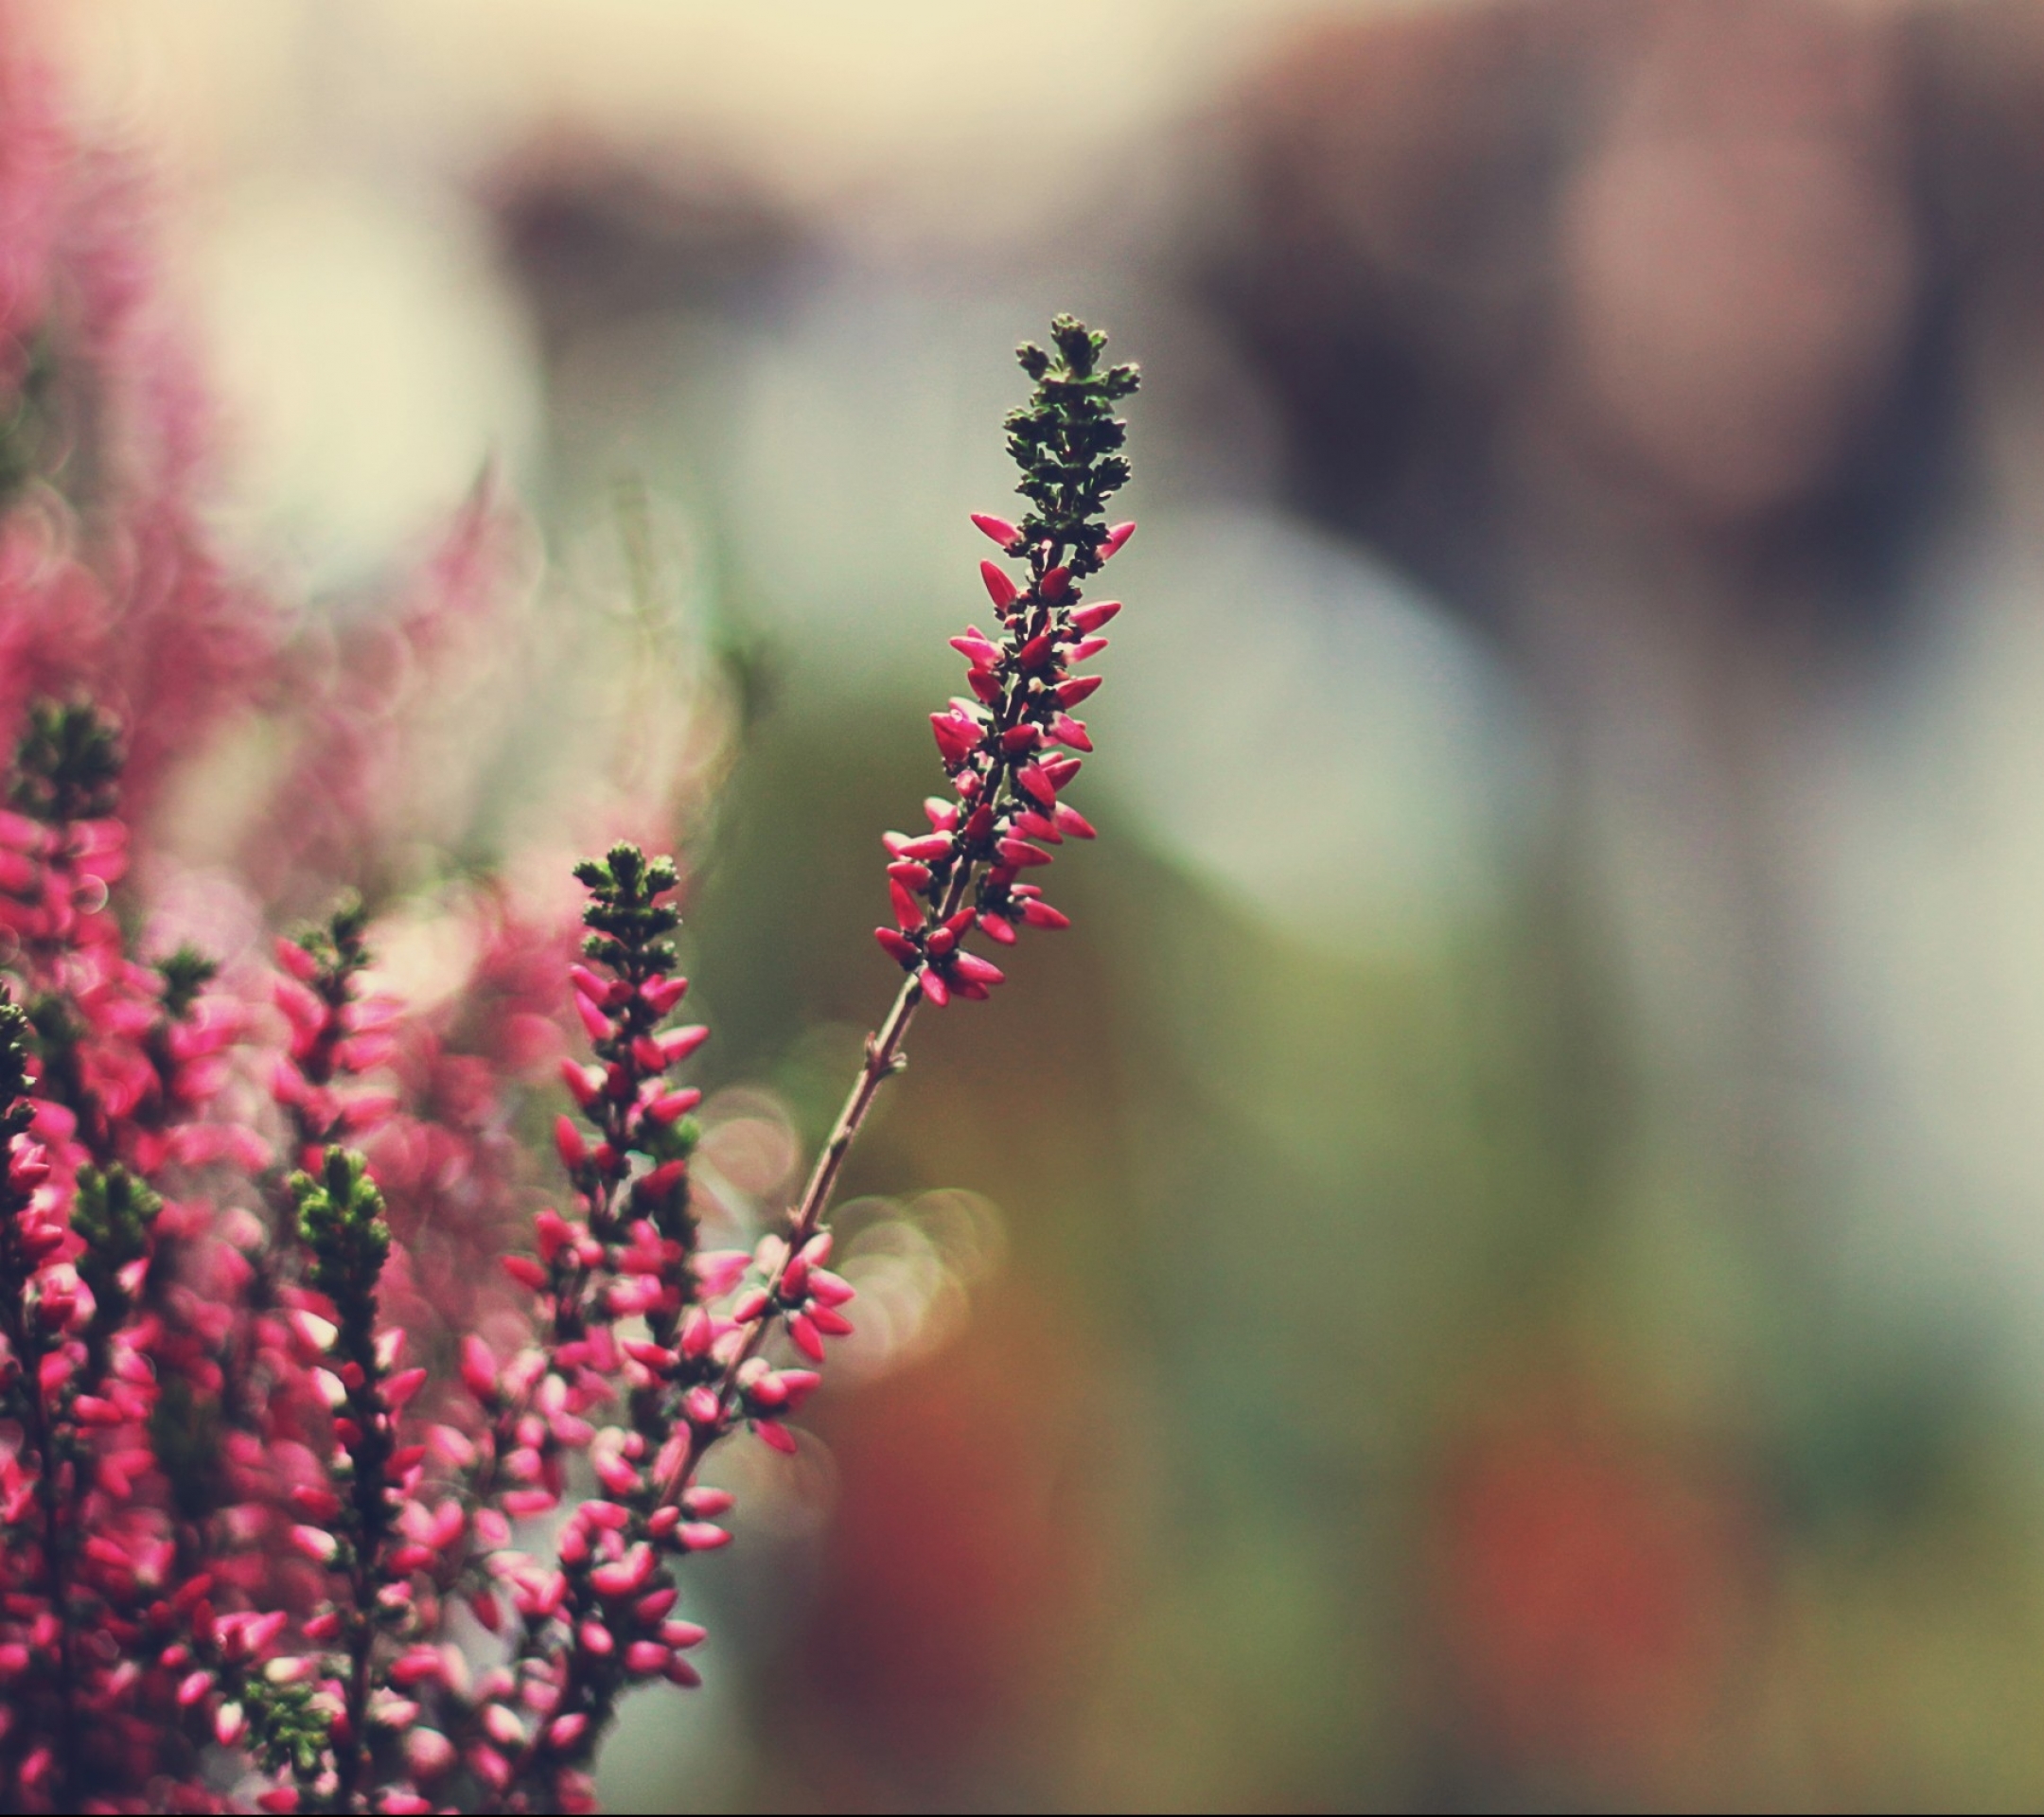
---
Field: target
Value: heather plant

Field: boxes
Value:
[0,63,1139,1802]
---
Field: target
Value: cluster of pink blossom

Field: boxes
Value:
[873,318,1138,1011]
[0,46,1140,1796]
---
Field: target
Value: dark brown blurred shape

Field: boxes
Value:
[485,136,805,356]
[1203,0,2044,645]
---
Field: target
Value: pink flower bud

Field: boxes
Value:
[554,1115,588,1170]
[548,1712,590,1750]
[8,1139,49,1191]
[626,1640,670,1674]
[1049,714,1093,751]
[807,1269,855,1309]
[590,1544,656,1598]
[971,512,1020,546]
[952,951,1004,987]
[646,1087,703,1125]
[1054,803,1097,839]
[407,1728,458,1778]
[578,1619,614,1658]
[920,967,950,1008]
[1101,520,1136,559]
[979,559,1018,608]
[1041,565,1071,603]
[389,1646,448,1687]
[637,1587,680,1622]
[559,1058,602,1108]
[931,713,980,765]
[573,991,611,1042]
[641,973,690,1014]
[469,1746,512,1794]
[460,1334,500,1403]
[384,1366,429,1411]
[775,1369,822,1412]
[1070,598,1121,632]
[1057,673,1103,708]
[1020,898,1071,930]
[291,1523,340,1564]
[502,1255,548,1290]
[483,1703,527,1751]
[787,1313,825,1362]
[874,926,920,964]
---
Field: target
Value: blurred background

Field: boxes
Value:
[37,0,2044,1807]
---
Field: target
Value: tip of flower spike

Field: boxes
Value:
[971,512,1020,547]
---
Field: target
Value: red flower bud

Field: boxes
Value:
[641,973,690,1014]
[979,559,1018,608]
[554,1115,588,1170]
[873,926,921,965]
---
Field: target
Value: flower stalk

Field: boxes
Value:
[0,311,1136,1813]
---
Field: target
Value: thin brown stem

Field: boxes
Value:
[654,955,930,1505]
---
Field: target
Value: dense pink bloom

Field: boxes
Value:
[0,57,1137,1805]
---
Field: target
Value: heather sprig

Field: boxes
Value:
[880,314,1135,1007]
[638,315,1137,1511]
[453,844,712,1808]
[290,1145,411,1810]
[273,898,403,1164]
[0,303,1137,1813]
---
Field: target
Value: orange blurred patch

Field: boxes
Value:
[792,1273,1107,1776]
[1434,1387,1762,1795]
